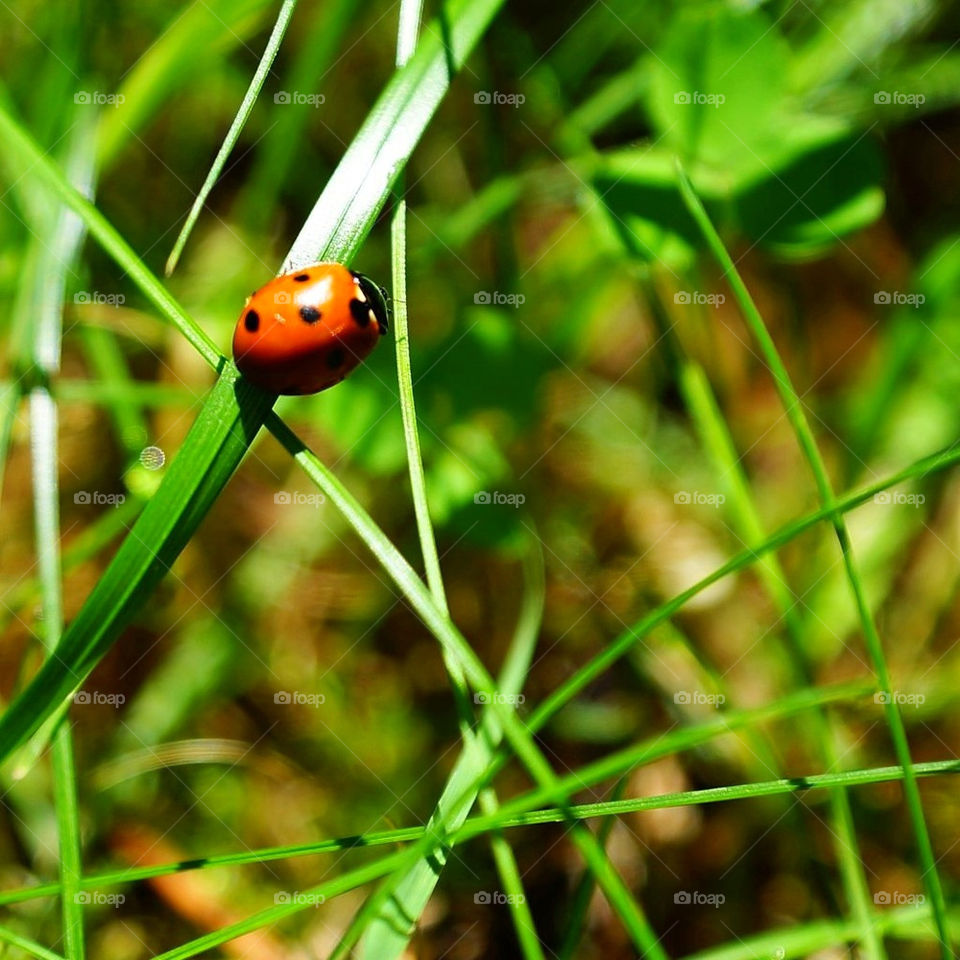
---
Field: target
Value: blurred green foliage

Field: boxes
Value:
[2,0,960,956]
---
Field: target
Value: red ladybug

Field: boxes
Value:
[232,262,389,395]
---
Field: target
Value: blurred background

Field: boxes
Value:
[2,0,960,956]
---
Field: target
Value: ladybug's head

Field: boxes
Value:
[354,273,390,336]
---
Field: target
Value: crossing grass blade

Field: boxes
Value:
[0,0,509,763]
[164,0,300,275]
[356,4,541,956]
[4,752,958,910]
[673,157,952,960]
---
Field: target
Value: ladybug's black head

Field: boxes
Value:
[354,273,390,336]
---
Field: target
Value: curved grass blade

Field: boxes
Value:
[663,302,881,957]
[165,0,299,275]
[674,157,952,960]
[0,368,274,763]
[0,928,66,960]
[0,0,507,761]
[358,541,546,959]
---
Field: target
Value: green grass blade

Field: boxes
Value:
[359,542,546,959]
[24,116,96,960]
[236,0,359,230]
[674,157,952,960]
[96,0,275,168]
[0,0,507,761]
[0,928,66,960]
[0,369,274,761]
[517,438,960,771]
[558,777,628,959]
[164,0,299,275]
[79,327,151,459]
[355,3,541,955]
[3,755,957,910]
[282,0,507,270]
[672,327,881,957]
[0,382,20,513]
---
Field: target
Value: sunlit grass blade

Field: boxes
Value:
[164,0,299,275]
[355,3,539,955]
[23,116,96,960]
[359,541,546,959]
[668,314,881,957]
[0,927,65,960]
[96,0,275,168]
[0,0,508,761]
[4,753,957,911]
[282,0,507,270]
[674,157,952,959]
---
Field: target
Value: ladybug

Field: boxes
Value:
[232,262,389,395]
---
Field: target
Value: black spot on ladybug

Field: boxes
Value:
[293,273,311,282]
[350,298,371,326]
[244,310,260,332]
[299,305,322,324]
[326,347,345,369]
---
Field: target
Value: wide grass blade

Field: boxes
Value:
[0,0,508,761]
[282,0,507,270]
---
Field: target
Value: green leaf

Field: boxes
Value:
[731,127,885,258]
[647,8,793,181]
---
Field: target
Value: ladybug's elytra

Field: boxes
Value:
[232,262,389,395]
